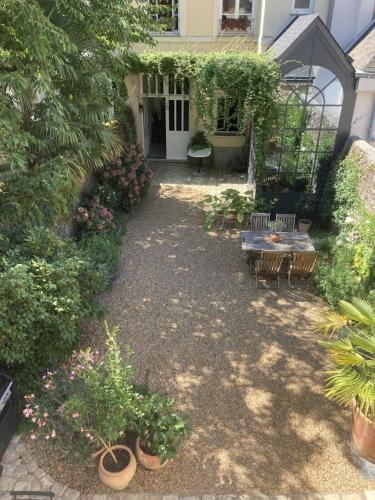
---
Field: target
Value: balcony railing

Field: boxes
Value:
[220,15,254,35]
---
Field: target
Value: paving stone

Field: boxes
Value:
[0,477,16,492]
[51,481,69,497]
[92,495,108,500]
[341,495,365,500]
[13,481,33,491]
[322,495,341,500]
[163,495,180,500]
[202,496,216,500]
[34,467,47,480]
[61,487,81,500]
[180,497,201,500]
[40,474,54,490]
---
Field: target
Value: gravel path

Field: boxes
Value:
[75,185,375,494]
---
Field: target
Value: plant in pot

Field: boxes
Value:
[23,323,139,490]
[316,298,375,466]
[199,189,255,232]
[188,131,211,152]
[268,220,284,242]
[134,393,190,470]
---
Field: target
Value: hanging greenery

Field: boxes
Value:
[129,51,281,180]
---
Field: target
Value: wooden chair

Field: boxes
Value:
[247,213,270,231]
[276,213,296,232]
[255,250,285,291]
[287,251,319,291]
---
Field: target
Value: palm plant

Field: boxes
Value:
[316,298,375,422]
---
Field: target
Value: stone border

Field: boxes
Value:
[2,436,375,500]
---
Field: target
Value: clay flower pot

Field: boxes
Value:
[298,219,312,233]
[98,445,137,490]
[135,437,168,471]
[352,400,375,464]
[270,232,280,243]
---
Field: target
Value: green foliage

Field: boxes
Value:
[0,0,157,246]
[78,231,122,281]
[0,227,113,392]
[23,323,138,462]
[317,299,375,422]
[199,189,270,232]
[135,393,190,464]
[313,150,375,307]
[188,131,211,151]
[130,51,280,180]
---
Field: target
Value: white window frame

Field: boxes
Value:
[291,0,314,15]
[150,0,179,34]
[220,0,255,19]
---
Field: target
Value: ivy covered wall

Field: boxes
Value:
[315,140,375,307]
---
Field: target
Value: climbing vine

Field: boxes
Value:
[128,51,281,180]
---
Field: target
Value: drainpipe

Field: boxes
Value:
[368,96,375,142]
[257,0,266,53]
[326,0,336,30]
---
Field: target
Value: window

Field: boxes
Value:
[216,98,239,134]
[150,0,178,32]
[221,0,254,32]
[291,0,313,14]
[222,0,253,17]
[141,74,190,97]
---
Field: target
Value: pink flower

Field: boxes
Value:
[23,407,33,418]
[30,433,37,440]
[72,412,80,418]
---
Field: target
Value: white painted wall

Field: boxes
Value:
[351,91,375,139]
[330,0,375,49]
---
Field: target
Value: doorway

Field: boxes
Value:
[143,97,166,159]
[141,74,191,160]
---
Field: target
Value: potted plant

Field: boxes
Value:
[268,220,284,242]
[23,323,139,490]
[199,189,255,232]
[134,393,189,470]
[316,299,375,464]
[188,131,211,152]
[298,218,312,232]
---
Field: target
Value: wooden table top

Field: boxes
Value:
[240,231,315,253]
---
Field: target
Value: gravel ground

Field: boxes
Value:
[34,184,375,495]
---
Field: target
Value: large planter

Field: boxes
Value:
[135,437,168,471]
[98,445,137,490]
[298,219,312,233]
[352,401,375,464]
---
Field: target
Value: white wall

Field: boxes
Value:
[351,91,375,139]
[330,0,375,49]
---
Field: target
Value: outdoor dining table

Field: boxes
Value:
[240,231,315,253]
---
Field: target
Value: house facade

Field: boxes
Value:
[125,0,375,166]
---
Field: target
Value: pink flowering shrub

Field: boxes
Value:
[74,196,116,234]
[101,143,153,210]
[23,323,139,463]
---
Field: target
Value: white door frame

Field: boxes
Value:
[140,73,190,160]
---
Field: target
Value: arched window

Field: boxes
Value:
[267,65,343,192]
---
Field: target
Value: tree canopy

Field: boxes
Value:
[0,0,156,179]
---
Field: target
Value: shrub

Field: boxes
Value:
[23,324,138,463]
[78,231,123,281]
[314,150,375,308]
[0,228,111,392]
[75,196,116,234]
[135,393,189,463]
[100,144,153,210]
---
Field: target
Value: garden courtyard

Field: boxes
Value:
[40,172,372,496]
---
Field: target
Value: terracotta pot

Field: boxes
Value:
[298,219,312,233]
[270,232,280,243]
[98,445,136,490]
[135,437,168,471]
[352,401,375,464]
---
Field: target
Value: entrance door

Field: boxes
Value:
[166,97,190,160]
[142,98,151,157]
